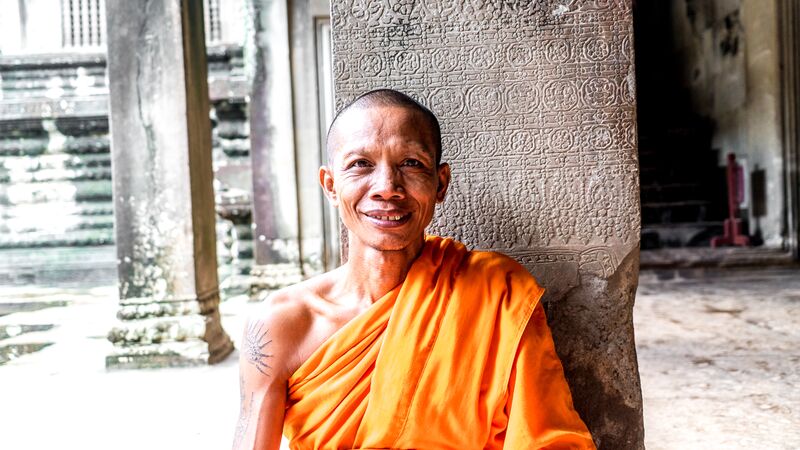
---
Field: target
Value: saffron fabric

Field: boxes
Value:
[284,235,594,449]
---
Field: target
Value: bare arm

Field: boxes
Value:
[233,317,291,450]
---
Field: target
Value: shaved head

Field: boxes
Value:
[326,89,442,166]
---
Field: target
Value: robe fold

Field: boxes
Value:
[284,235,594,450]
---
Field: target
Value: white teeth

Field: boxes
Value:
[370,214,404,221]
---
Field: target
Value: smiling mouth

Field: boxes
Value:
[366,213,407,221]
[363,212,412,226]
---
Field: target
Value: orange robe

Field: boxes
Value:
[284,236,594,449]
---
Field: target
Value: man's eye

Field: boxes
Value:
[349,159,371,168]
[403,159,422,167]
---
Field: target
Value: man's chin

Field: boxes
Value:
[367,236,414,252]
[349,230,423,253]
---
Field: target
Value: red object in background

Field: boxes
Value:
[711,153,750,247]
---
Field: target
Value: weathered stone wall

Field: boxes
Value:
[330,1,643,447]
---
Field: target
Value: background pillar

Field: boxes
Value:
[330,1,644,447]
[246,0,304,294]
[105,0,233,368]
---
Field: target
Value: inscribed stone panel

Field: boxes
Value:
[332,0,639,271]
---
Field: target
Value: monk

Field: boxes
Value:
[233,89,595,450]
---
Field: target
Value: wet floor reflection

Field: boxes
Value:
[0,323,55,340]
[0,301,66,364]
[0,342,53,365]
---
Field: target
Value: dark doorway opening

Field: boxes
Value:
[634,1,728,250]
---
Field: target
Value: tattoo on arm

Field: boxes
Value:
[233,375,254,450]
[245,321,274,376]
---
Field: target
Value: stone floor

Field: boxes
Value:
[0,266,798,449]
[636,266,800,449]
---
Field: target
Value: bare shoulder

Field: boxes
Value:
[235,283,325,450]
[241,272,338,382]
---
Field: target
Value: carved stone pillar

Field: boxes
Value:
[331,1,644,448]
[105,0,233,368]
[245,0,304,295]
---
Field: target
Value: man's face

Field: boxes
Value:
[320,105,450,252]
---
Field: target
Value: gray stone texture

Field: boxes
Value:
[330,0,643,447]
[105,0,232,368]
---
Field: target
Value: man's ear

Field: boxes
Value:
[319,165,339,206]
[436,162,451,203]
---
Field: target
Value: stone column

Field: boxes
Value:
[245,0,304,294]
[105,0,233,368]
[331,1,644,448]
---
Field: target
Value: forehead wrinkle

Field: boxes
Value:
[337,136,430,163]
[328,105,436,164]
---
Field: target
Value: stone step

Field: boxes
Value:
[639,247,796,268]
[638,152,719,169]
[641,199,711,207]
[0,244,116,286]
[51,116,108,136]
[0,245,117,272]
[0,136,48,156]
[0,179,111,205]
[641,200,723,224]
[213,120,248,139]
[1,213,113,235]
[62,135,111,154]
[1,201,113,220]
[0,51,254,276]
[0,134,110,157]
[0,165,111,184]
[640,182,725,204]
[0,53,105,72]
[641,222,725,249]
[235,224,253,241]
[640,182,702,191]
[217,137,249,157]
[0,153,110,173]
[0,78,107,99]
[0,227,114,249]
[0,66,106,84]
[0,116,108,137]
[642,221,724,229]
[237,240,254,259]
[0,64,107,79]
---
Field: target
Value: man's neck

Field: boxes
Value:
[339,235,426,306]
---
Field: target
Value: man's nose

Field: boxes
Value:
[370,165,405,200]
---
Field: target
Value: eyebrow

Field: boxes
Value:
[338,149,363,160]
[338,143,432,160]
